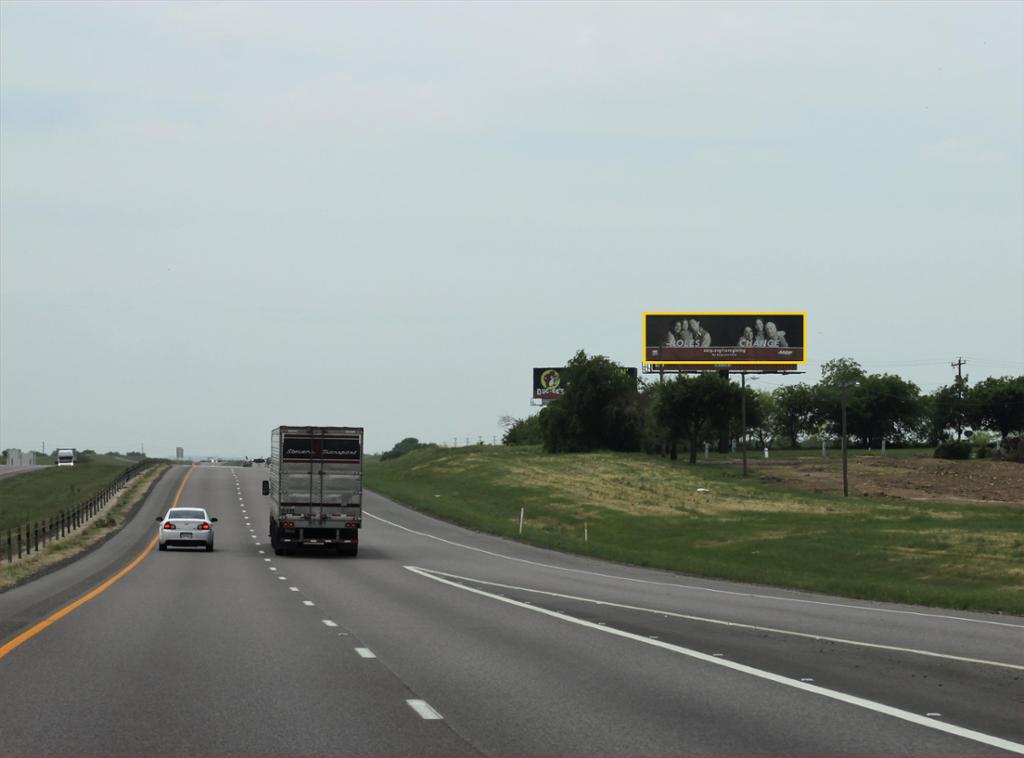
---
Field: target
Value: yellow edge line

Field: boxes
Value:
[0,465,194,660]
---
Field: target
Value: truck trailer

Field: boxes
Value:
[262,426,363,556]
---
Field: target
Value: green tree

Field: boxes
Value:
[539,351,638,453]
[852,373,924,448]
[652,373,734,463]
[726,384,766,449]
[813,358,867,440]
[748,388,776,449]
[968,376,1024,443]
[925,380,970,445]
[771,383,818,449]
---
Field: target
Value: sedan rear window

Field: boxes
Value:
[169,509,206,520]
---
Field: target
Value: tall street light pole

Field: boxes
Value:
[841,381,859,497]
[741,373,747,477]
[842,387,849,497]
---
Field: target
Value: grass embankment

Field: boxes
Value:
[0,464,169,589]
[365,446,1024,615]
[0,464,136,532]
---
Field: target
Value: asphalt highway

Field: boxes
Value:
[0,464,43,480]
[0,464,1021,756]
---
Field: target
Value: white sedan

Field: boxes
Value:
[157,507,218,552]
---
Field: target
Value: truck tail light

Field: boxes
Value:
[345,522,357,528]
[282,521,294,529]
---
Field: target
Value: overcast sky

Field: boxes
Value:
[1,0,1022,457]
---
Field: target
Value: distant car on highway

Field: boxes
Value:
[156,508,218,552]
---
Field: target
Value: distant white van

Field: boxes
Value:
[56,448,76,466]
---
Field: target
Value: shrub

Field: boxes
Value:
[380,438,434,461]
[934,440,972,459]
[502,415,543,446]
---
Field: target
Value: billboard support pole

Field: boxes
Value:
[741,373,748,477]
[842,387,850,497]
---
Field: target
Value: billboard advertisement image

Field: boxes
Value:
[533,366,638,400]
[533,367,566,400]
[644,312,806,365]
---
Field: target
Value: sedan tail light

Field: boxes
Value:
[163,522,176,530]
[198,523,210,531]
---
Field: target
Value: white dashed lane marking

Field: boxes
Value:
[303,601,315,606]
[289,587,299,592]
[406,700,443,720]
[355,647,376,658]
[322,620,338,628]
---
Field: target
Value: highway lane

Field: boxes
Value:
[0,464,43,480]
[0,463,1021,756]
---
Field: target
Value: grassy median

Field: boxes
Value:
[0,464,169,589]
[365,445,1024,615]
[0,464,141,532]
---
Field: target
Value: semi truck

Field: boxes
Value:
[55,448,76,466]
[261,426,363,556]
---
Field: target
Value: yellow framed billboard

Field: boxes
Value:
[643,312,807,366]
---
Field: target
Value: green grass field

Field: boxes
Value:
[0,464,135,532]
[365,445,1024,615]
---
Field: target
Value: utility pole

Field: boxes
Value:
[951,357,966,382]
[951,357,968,440]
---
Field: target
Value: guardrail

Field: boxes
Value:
[3,461,155,564]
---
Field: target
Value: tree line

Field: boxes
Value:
[502,351,1024,462]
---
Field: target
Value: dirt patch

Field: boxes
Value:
[748,456,1024,506]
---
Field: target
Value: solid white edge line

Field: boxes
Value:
[420,569,1022,671]
[406,698,442,720]
[404,565,1024,754]
[364,510,1022,629]
[355,647,376,658]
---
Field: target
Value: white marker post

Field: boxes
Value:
[518,507,524,535]
[763,447,769,459]
[584,521,588,542]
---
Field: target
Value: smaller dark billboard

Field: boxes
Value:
[533,366,638,400]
